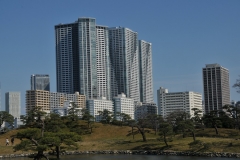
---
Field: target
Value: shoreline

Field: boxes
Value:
[1,150,240,159]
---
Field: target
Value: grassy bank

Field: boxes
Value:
[0,122,240,155]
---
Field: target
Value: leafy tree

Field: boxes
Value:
[98,109,113,124]
[223,104,240,129]
[0,111,14,128]
[203,110,222,135]
[159,119,174,147]
[146,114,162,135]
[115,112,132,126]
[233,76,240,93]
[82,108,95,133]
[14,109,82,160]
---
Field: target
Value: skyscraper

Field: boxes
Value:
[202,64,230,114]
[55,17,154,102]
[5,92,21,118]
[139,40,154,103]
[31,74,50,91]
[55,18,98,99]
[108,27,140,102]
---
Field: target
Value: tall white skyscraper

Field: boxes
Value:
[96,25,111,100]
[202,64,230,114]
[139,40,154,103]
[5,92,21,118]
[109,27,140,102]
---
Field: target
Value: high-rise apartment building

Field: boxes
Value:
[157,87,203,118]
[55,17,153,102]
[5,92,21,117]
[31,74,50,91]
[202,64,230,114]
[109,27,140,102]
[139,40,154,103]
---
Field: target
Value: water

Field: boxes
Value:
[12,154,234,160]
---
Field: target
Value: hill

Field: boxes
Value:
[0,122,240,155]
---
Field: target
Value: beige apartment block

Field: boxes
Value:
[26,90,50,114]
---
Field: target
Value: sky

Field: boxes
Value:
[0,0,240,115]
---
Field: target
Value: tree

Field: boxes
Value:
[0,111,14,129]
[82,109,95,133]
[146,114,162,135]
[233,76,240,93]
[203,110,222,135]
[159,119,174,147]
[223,104,240,129]
[14,109,82,160]
[98,109,113,124]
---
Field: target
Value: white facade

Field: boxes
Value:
[109,27,140,102]
[5,92,21,118]
[113,93,135,120]
[50,91,85,110]
[87,97,113,122]
[139,40,154,103]
[157,87,203,118]
[96,26,111,100]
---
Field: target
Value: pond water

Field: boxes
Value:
[12,154,234,160]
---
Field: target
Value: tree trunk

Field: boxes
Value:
[214,124,219,135]
[192,131,196,141]
[56,146,60,159]
[137,126,146,142]
[132,126,134,140]
[163,133,168,147]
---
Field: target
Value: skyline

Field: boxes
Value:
[0,0,240,114]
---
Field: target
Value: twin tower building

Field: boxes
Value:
[55,17,154,103]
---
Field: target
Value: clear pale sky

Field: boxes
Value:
[0,0,240,115]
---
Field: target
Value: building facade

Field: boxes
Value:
[109,27,140,102]
[5,92,21,118]
[31,74,50,91]
[139,40,154,103]
[202,64,230,114]
[113,93,135,120]
[134,102,157,121]
[157,87,203,118]
[87,97,113,122]
[26,90,50,114]
[50,91,86,110]
[55,17,154,102]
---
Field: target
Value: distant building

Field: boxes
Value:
[113,93,135,120]
[14,117,23,128]
[134,102,157,121]
[52,101,83,117]
[87,97,113,122]
[31,74,50,91]
[202,64,230,114]
[26,90,50,114]
[5,92,21,118]
[50,91,86,110]
[26,90,85,114]
[157,87,203,118]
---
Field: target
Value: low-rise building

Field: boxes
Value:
[157,87,203,118]
[87,97,113,122]
[113,93,135,120]
[134,102,157,120]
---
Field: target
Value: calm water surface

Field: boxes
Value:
[13,154,234,160]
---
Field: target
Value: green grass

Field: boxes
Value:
[1,123,240,155]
